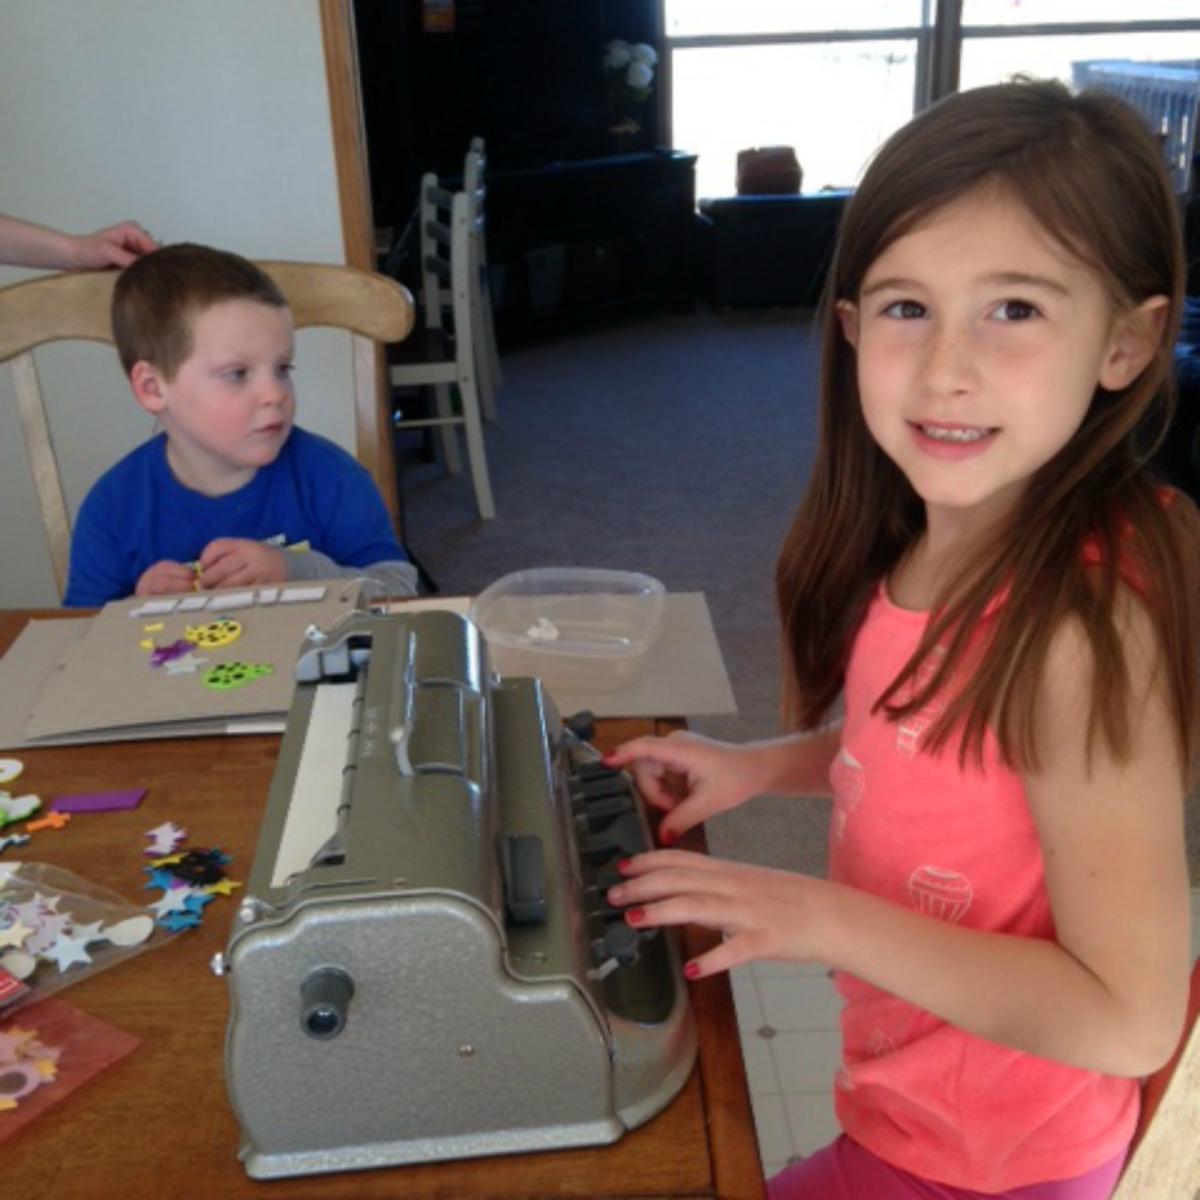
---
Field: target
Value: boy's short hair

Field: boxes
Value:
[111,242,288,379]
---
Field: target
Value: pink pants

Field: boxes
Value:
[768,1135,1127,1200]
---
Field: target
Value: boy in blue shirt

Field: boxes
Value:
[64,243,417,607]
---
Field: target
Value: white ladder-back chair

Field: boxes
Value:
[463,136,503,418]
[0,262,413,600]
[390,184,495,520]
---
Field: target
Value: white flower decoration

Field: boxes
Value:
[626,60,653,90]
[630,43,658,67]
[605,39,633,70]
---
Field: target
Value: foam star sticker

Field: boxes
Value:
[145,822,187,856]
[149,852,186,867]
[161,911,202,932]
[202,878,243,896]
[0,918,32,950]
[149,887,195,919]
[69,920,106,945]
[143,868,181,892]
[41,931,92,972]
[9,899,49,926]
[24,913,69,956]
[183,891,215,915]
[164,652,208,676]
[25,810,71,832]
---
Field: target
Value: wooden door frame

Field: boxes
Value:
[320,0,401,535]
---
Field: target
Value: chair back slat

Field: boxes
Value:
[0,271,117,360]
[259,261,414,343]
[12,351,72,594]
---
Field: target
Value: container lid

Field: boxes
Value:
[468,568,666,659]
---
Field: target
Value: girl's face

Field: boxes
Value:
[837,187,1163,539]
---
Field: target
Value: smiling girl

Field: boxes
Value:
[605,80,1200,1198]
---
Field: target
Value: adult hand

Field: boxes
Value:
[135,559,196,596]
[68,220,157,269]
[198,538,288,589]
[602,731,767,845]
[607,849,828,979]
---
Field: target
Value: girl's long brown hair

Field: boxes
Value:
[776,79,1200,775]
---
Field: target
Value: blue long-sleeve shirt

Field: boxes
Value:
[64,427,415,607]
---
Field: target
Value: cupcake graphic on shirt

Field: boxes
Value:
[907,865,973,923]
[896,647,947,758]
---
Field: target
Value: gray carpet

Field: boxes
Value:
[397,306,1199,884]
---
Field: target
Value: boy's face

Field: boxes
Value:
[133,298,296,496]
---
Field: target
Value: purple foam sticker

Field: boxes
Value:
[51,789,147,814]
[150,639,193,667]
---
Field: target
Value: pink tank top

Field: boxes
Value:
[827,583,1138,1192]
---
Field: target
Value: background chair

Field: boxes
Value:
[463,136,503,419]
[1110,956,1200,1198]
[0,262,413,600]
[390,183,496,520]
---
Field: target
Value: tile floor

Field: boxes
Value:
[734,886,1200,1179]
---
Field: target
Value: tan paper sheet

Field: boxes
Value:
[1,588,735,751]
[13,582,360,745]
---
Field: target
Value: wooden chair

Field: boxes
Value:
[0,261,414,600]
[389,184,496,520]
[1111,955,1200,1198]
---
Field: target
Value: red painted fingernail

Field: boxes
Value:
[660,828,676,846]
[684,961,701,980]
[616,857,633,873]
[626,907,646,925]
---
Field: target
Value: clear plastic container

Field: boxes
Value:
[468,568,666,693]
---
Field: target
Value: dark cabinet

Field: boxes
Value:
[484,150,697,342]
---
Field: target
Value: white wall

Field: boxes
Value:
[0,0,352,607]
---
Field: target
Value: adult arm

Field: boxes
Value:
[0,215,156,270]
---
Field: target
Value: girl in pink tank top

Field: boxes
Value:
[604,79,1199,1197]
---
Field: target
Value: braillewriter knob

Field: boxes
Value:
[300,967,355,1039]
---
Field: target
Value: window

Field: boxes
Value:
[665,2,931,199]
[665,2,1200,200]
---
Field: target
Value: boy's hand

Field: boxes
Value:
[136,560,197,596]
[198,539,288,589]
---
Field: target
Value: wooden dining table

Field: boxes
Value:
[1,610,765,1200]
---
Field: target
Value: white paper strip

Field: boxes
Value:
[270,682,356,887]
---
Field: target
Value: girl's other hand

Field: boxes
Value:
[608,849,827,978]
[602,731,766,845]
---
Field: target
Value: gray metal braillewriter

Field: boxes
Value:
[215,608,696,1180]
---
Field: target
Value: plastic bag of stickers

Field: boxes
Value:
[0,861,171,1015]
